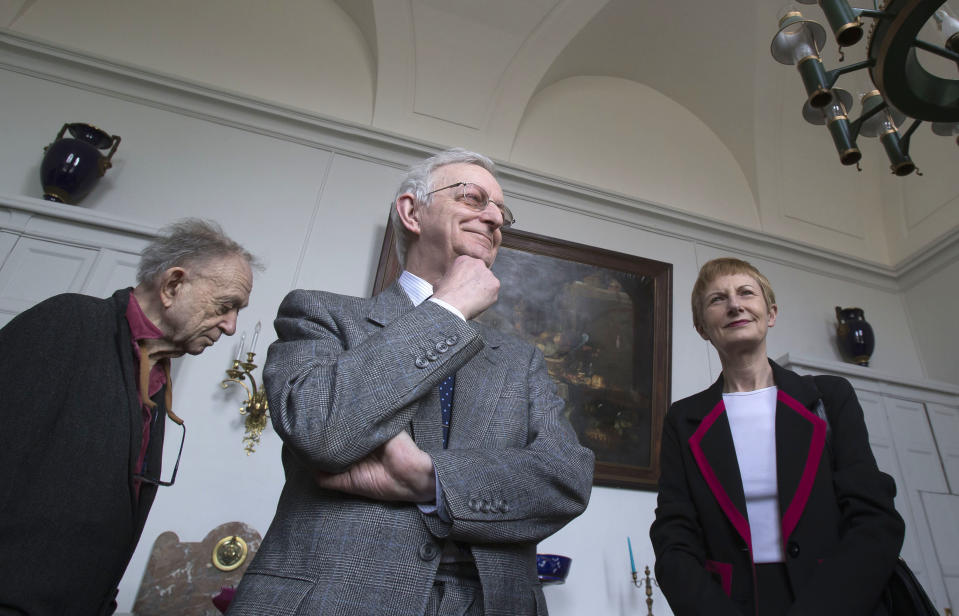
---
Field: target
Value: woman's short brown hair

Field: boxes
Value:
[691,257,776,332]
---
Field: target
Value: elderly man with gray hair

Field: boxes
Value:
[0,218,257,615]
[229,148,593,616]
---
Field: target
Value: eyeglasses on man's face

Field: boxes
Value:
[425,182,515,229]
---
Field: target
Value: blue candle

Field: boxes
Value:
[627,536,636,574]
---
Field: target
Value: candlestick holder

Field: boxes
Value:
[221,352,269,455]
[631,565,658,616]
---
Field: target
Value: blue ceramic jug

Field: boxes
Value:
[835,306,875,366]
[40,123,120,205]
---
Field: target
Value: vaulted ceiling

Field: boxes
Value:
[333,0,768,198]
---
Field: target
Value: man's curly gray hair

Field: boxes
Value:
[137,218,260,287]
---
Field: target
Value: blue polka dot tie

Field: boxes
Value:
[439,374,455,448]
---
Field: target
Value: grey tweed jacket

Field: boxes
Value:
[228,282,594,616]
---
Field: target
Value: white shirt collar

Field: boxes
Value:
[398,270,433,306]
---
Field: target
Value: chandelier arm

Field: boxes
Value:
[913,39,959,63]
[849,99,887,140]
[826,59,874,88]
[900,117,923,155]
[856,8,896,21]
[849,118,864,141]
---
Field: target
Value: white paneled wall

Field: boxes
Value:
[921,492,959,610]
[0,201,153,327]
[928,403,959,492]
[855,390,928,581]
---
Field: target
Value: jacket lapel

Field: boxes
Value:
[447,325,505,449]
[687,361,829,551]
[411,389,444,452]
[366,281,415,328]
[687,376,752,551]
[772,362,827,541]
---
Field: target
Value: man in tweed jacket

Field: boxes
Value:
[228,149,594,616]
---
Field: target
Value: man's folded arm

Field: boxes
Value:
[265,291,481,472]
[422,346,594,544]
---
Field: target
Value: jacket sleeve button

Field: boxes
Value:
[418,542,439,561]
[415,357,429,369]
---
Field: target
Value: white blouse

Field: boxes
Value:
[723,386,785,563]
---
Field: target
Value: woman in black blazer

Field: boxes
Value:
[650,257,904,616]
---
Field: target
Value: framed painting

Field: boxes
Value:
[372,224,672,490]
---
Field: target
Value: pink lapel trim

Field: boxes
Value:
[689,400,752,551]
[705,560,733,597]
[777,389,827,541]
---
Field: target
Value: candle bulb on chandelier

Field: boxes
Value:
[933,5,959,54]
[250,321,261,355]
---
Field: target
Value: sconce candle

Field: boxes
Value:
[250,321,261,355]
[234,332,246,362]
[627,536,637,574]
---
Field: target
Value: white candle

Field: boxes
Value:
[235,331,246,361]
[250,321,261,354]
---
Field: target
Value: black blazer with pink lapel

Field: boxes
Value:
[651,359,903,616]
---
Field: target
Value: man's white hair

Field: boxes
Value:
[388,148,497,267]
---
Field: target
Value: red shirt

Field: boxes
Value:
[125,291,167,498]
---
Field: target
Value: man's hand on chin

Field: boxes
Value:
[314,431,436,503]
[432,255,500,320]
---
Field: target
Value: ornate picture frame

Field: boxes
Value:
[372,225,672,490]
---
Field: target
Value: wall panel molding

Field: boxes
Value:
[777,353,959,405]
[896,226,959,290]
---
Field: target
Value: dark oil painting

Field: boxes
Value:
[373,226,672,490]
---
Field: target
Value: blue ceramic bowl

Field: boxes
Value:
[536,553,572,585]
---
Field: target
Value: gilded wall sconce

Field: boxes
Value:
[221,322,269,454]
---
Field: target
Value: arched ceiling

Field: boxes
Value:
[338,0,766,200]
[536,0,762,202]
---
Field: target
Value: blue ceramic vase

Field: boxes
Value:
[40,123,120,205]
[536,553,572,585]
[835,306,875,366]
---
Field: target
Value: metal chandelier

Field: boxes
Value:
[771,0,959,176]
